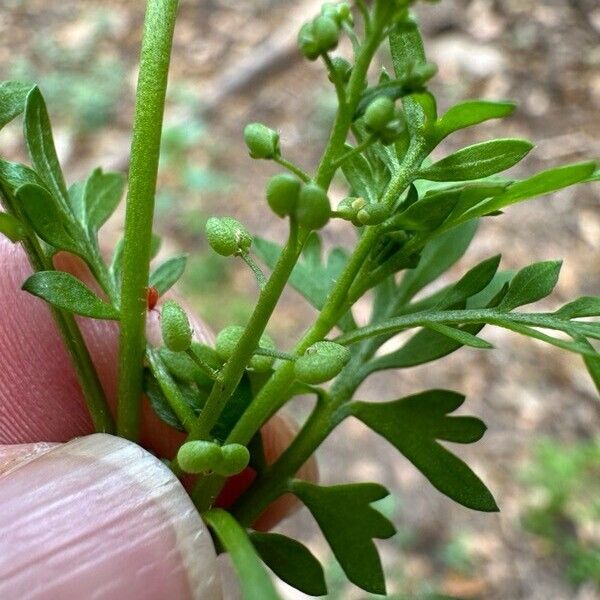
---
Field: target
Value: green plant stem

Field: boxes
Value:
[179,224,304,449]
[241,252,267,289]
[117,0,179,441]
[273,156,311,183]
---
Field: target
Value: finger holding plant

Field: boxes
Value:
[0,0,599,598]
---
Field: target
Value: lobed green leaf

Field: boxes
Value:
[291,481,395,595]
[351,390,498,511]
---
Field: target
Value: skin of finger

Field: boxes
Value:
[0,237,317,524]
[0,434,221,600]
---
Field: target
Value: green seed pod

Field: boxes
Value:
[177,441,222,474]
[379,113,408,145]
[328,57,352,84]
[215,325,275,372]
[364,96,396,133]
[244,122,280,159]
[294,341,351,384]
[357,203,390,226]
[191,342,223,370]
[298,22,321,61]
[161,300,192,353]
[296,183,331,230]
[205,216,252,257]
[266,173,301,218]
[217,444,251,476]
[312,16,339,53]
[160,347,211,387]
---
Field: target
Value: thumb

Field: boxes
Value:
[0,434,222,600]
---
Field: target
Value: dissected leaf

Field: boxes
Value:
[0,213,26,242]
[17,183,82,255]
[23,87,69,204]
[0,80,33,130]
[351,390,498,511]
[150,254,188,295]
[498,260,562,311]
[250,532,327,596]
[23,271,119,320]
[291,481,395,595]
[435,100,516,141]
[419,139,533,182]
[204,509,281,600]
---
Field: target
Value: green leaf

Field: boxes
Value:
[211,375,253,442]
[23,87,69,204]
[23,271,119,320]
[0,160,44,205]
[291,481,395,595]
[254,234,354,331]
[498,260,562,311]
[0,81,33,130]
[250,532,327,597]
[203,509,281,600]
[77,168,124,233]
[581,339,600,395]
[150,254,188,295]
[419,139,533,182]
[0,213,26,242]
[425,323,493,349]
[462,161,597,220]
[555,297,600,320]
[351,390,498,511]
[341,146,377,203]
[395,220,478,305]
[16,183,83,256]
[436,255,501,309]
[435,100,516,141]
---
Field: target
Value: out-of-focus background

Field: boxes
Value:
[1,0,599,598]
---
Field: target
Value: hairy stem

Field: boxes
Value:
[117,0,179,440]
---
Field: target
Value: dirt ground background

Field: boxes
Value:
[1,1,599,598]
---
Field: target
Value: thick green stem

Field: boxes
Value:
[117,0,179,440]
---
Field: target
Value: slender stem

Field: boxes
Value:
[0,187,115,433]
[185,348,219,381]
[273,156,311,183]
[241,252,267,289]
[322,53,347,105]
[117,0,179,440]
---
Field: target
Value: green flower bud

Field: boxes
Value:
[296,183,331,230]
[364,96,396,133]
[205,216,252,257]
[177,441,222,474]
[379,114,408,145]
[322,2,352,26]
[357,203,390,225]
[294,341,351,384]
[266,173,301,218]
[217,444,250,476]
[244,122,280,159]
[160,300,192,353]
[336,196,364,225]
[313,16,339,52]
[298,13,340,61]
[328,57,352,84]
[215,325,275,372]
